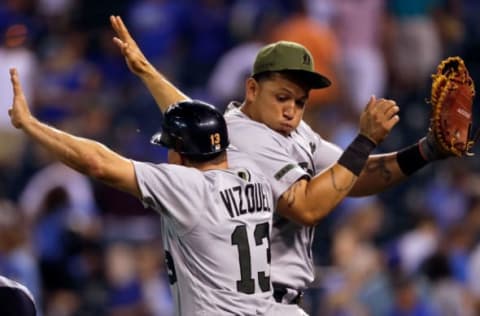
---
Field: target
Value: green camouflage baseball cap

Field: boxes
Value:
[252,41,331,89]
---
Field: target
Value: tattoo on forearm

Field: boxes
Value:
[330,168,355,192]
[364,157,392,182]
[285,181,302,207]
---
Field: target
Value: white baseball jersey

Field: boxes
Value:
[133,150,304,315]
[224,103,343,290]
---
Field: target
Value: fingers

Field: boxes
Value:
[110,15,122,36]
[374,98,393,111]
[364,95,376,112]
[384,102,400,120]
[110,15,116,29]
[371,98,399,117]
[112,36,127,49]
[116,16,131,37]
[359,96,401,144]
[384,112,400,130]
[113,37,134,60]
[110,15,132,42]
[375,98,399,129]
[9,68,23,96]
[375,98,400,129]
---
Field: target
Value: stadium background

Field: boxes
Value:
[1,0,480,315]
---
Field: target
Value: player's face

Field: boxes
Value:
[246,74,309,136]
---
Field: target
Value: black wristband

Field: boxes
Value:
[419,135,450,161]
[396,142,429,175]
[338,134,376,176]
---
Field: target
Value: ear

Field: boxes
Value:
[245,77,258,103]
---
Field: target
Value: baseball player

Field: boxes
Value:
[0,276,37,316]
[110,15,453,306]
[8,68,309,315]
[110,14,406,296]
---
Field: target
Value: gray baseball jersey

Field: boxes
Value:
[133,150,300,316]
[224,103,342,290]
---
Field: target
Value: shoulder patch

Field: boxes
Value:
[274,164,297,180]
[237,169,251,181]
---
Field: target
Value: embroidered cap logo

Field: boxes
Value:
[302,53,311,66]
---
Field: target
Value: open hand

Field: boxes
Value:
[110,15,151,76]
[8,68,33,129]
[359,96,400,145]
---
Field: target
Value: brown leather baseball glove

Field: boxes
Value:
[428,56,476,157]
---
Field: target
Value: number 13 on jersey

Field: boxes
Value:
[231,222,271,294]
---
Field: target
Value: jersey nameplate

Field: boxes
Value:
[220,183,271,218]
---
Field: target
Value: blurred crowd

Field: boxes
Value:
[1,0,480,315]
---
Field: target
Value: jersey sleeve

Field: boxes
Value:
[227,122,308,201]
[311,132,343,173]
[132,161,203,234]
[296,121,342,173]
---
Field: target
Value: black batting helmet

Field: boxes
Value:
[0,276,37,316]
[151,100,229,159]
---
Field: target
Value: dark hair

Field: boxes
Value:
[252,70,313,90]
[252,71,275,82]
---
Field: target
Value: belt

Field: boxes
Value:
[273,286,304,305]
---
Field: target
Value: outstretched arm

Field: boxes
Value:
[8,68,141,198]
[350,135,444,196]
[349,152,408,196]
[110,15,189,112]
[351,56,477,196]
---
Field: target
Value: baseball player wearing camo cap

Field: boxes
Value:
[0,275,37,316]
[7,68,308,316]
[110,14,454,310]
